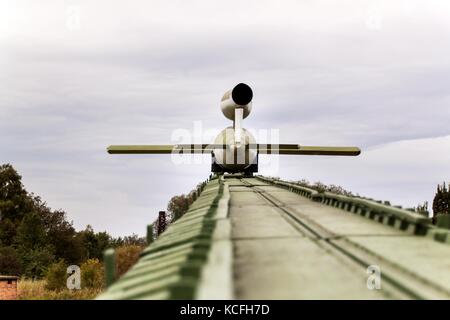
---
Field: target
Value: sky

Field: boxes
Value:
[1,0,449,236]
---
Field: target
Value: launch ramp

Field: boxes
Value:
[97,175,450,300]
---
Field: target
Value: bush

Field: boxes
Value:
[45,259,67,291]
[19,246,55,278]
[80,258,104,289]
[116,245,144,278]
[312,182,327,194]
[0,246,22,275]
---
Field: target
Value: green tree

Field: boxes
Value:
[111,234,146,247]
[0,218,17,246]
[45,259,67,291]
[415,201,429,218]
[433,182,450,219]
[78,226,111,260]
[16,212,47,250]
[41,209,82,264]
[0,246,22,275]
[20,247,55,278]
[0,164,33,222]
[0,163,146,279]
[167,195,191,222]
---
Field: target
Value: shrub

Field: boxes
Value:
[45,259,67,291]
[116,245,144,278]
[0,246,22,275]
[312,182,327,194]
[20,246,55,278]
[80,258,104,289]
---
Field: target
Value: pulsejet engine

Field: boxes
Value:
[107,83,360,174]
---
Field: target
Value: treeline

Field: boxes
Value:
[293,179,355,197]
[0,164,145,278]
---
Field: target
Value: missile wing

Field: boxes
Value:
[107,144,360,156]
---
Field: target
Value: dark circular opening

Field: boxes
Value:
[232,83,253,105]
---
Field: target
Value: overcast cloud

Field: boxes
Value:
[1,0,449,236]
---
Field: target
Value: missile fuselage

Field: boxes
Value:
[213,83,258,173]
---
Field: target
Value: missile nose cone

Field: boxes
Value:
[232,83,253,105]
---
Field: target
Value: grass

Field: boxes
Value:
[16,246,144,300]
[18,279,104,300]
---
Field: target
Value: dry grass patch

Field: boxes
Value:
[18,279,103,300]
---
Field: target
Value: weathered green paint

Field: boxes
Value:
[257,176,430,228]
[437,215,450,229]
[98,175,450,300]
[97,177,220,300]
[147,224,154,245]
[234,176,450,299]
[103,248,116,288]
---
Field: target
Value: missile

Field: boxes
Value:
[107,83,361,174]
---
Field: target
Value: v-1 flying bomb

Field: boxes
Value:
[107,83,360,174]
